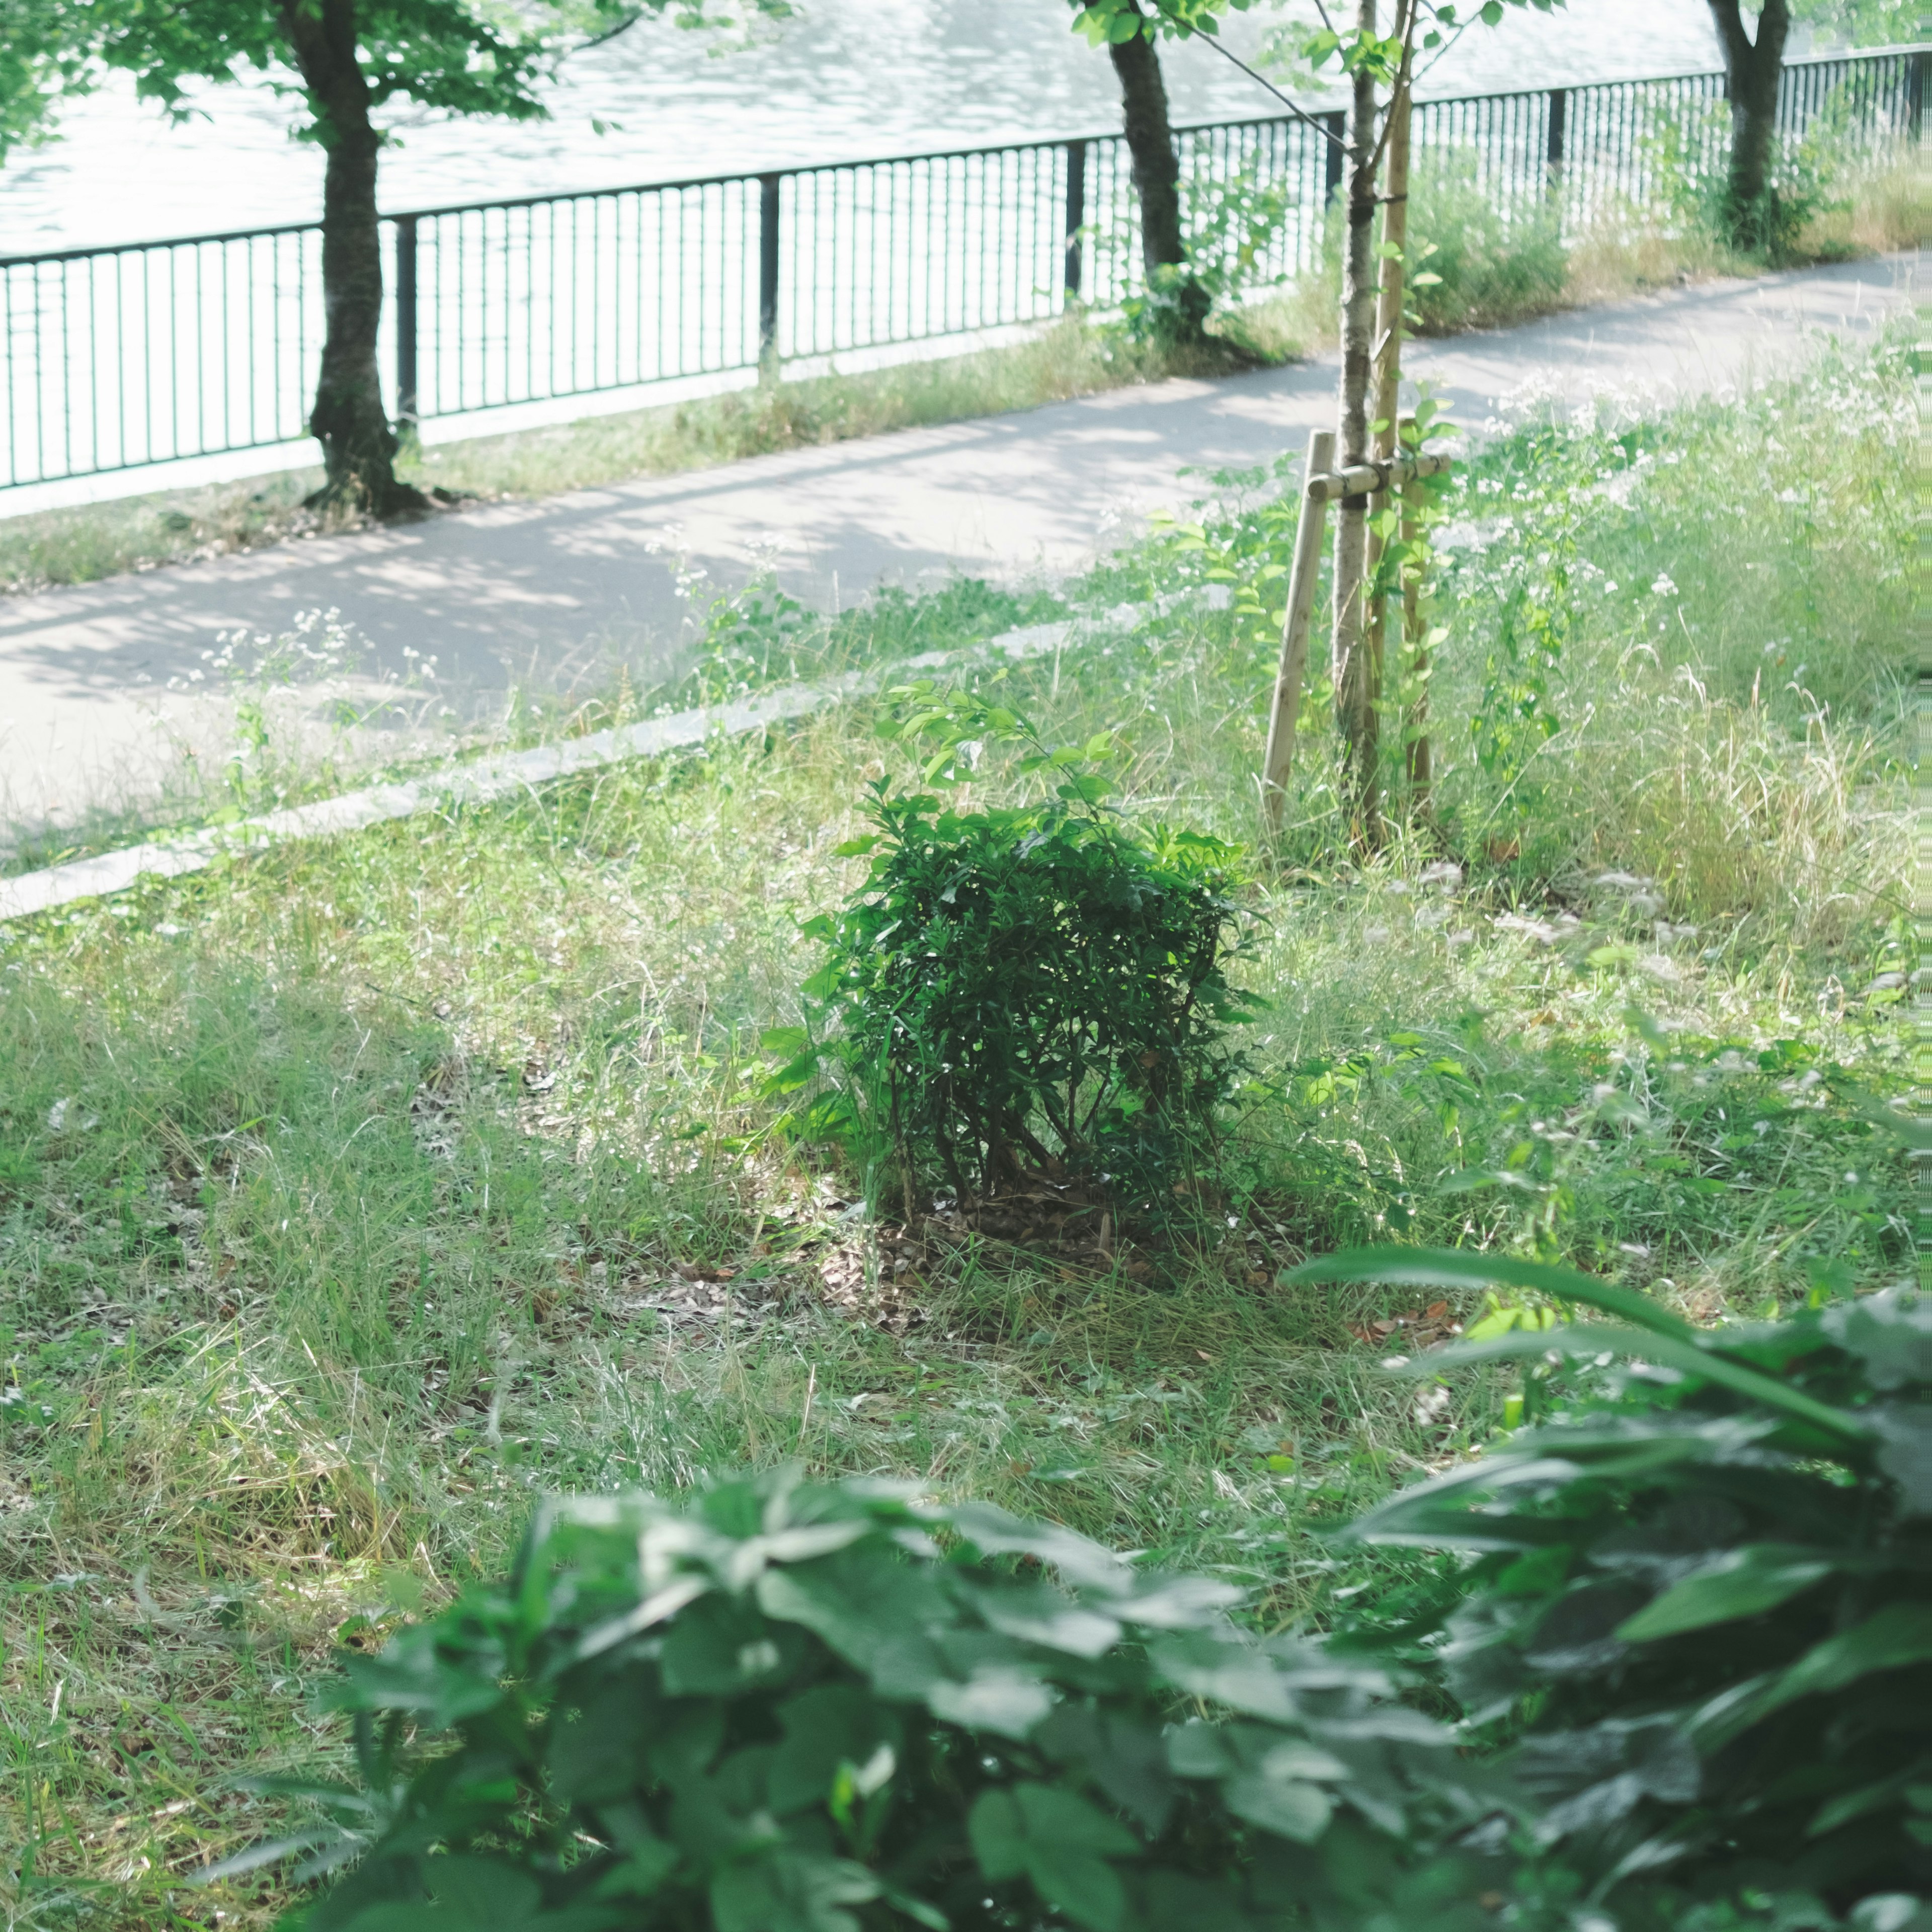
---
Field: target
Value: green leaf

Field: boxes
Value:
[972,1784,1136,1932]
[1290,1249,1870,1442]
[1024,1844,1127,1931]
[1824,1289,1932,1392]
[1286,1246,1698,1344]
[926,1667,1056,1738]
[971,1583,1121,1658]
[1224,1772,1333,1843]
[968,1788,1026,1879]
[1388,1321,1870,1444]
[1741,1602,1932,1725]
[1616,1547,1834,1642]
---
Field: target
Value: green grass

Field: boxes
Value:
[0,332,1910,1928]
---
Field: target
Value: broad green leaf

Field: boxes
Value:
[1743,1602,1932,1725]
[1824,1289,1932,1392]
[971,1583,1121,1658]
[926,1667,1056,1738]
[1146,1631,1295,1722]
[1012,1782,1140,1857]
[1024,1844,1126,1931]
[1224,1772,1333,1843]
[1873,1404,1932,1515]
[968,1788,1026,1880]
[1373,1319,1869,1444]
[1616,1547,1834,1642]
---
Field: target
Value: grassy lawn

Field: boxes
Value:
[0,330,1910,1927]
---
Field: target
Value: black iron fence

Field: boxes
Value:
[3,45,1923,494]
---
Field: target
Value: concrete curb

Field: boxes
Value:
[0,608,1141,923]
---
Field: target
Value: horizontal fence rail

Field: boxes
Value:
[2,45,1923,493]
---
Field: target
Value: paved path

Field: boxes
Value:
[0,254,1915,839]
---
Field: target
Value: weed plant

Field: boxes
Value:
[0,337,1909,1925]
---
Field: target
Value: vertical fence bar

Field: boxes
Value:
[1064,138,1087,303]
[1912,48,1927,142]
[1547,86,1567,198]
[394,214,419,424]
[1323,111,1346,200]
[758,172,781,366]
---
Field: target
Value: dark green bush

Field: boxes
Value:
[249,1471,1501,1932]
[766,687,1258,1215]
[1300,1248,1932,1930]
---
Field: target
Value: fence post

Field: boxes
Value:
[1546,87,1567,187]
[1323,111,1346,200]
[394,214,419,425]
[758,173,782,374]
[1064,139,1087,304]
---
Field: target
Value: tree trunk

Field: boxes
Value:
[1330,0,1382,843]
[1363,41,1412,790]
[1707,0,1791,244]
[278,0,426,517]
[1107,7,1209,340]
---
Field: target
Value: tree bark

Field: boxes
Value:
[1107,6,1209,339]
[1706,0,1791,242]
[1330,0,1382,842]
[1363,39,1412,789]
[278,0,426,517]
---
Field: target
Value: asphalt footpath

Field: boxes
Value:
[0,253,1913,838]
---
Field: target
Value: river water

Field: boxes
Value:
[0,0,1769,256]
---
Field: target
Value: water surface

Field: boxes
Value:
[0,0,1749,255]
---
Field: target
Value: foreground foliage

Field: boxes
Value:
[272,1250,1929,1930]
[1314,1248,1932,1930]
[267,1472,1487,1932]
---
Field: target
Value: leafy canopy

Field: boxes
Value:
[1072,0,1563,83]
[4,0,790,157]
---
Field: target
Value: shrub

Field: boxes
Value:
[249,1470,1500,1932]
[766,686,1259,1217]
[1299,1246,1932,1929]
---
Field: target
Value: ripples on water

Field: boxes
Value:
[0,0,1751,253]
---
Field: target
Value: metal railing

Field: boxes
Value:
[2,45,1922,493]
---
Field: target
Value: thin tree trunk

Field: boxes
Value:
[1107,5,1208,339]
[1330,0,1382,842]
[1707,0,1791,242]
[1363,35,1412,774]
[278,0,426,517]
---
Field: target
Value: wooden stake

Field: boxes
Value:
[1261,428,1336,831]
[1401,469,1431,810]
